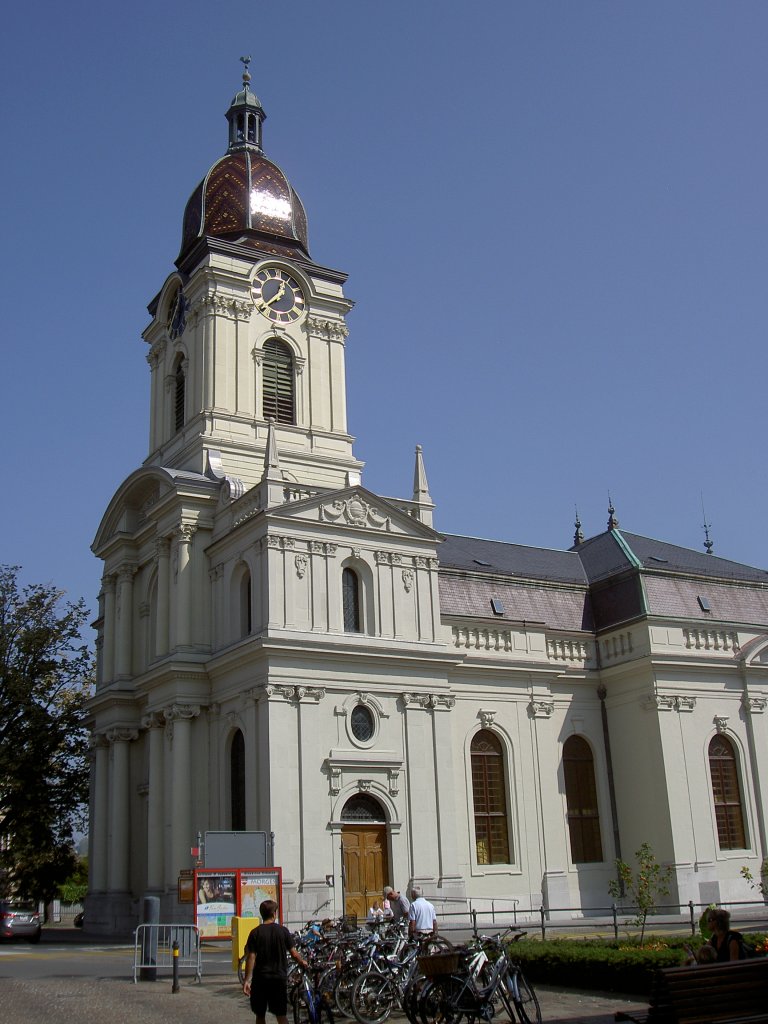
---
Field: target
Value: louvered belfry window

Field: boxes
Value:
[709,735,746,849]
[471,730,511,864]
[563,735,603,863]
[262,339,295,424]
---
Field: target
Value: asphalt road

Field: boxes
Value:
[0,934,646,1024]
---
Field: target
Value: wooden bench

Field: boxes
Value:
[615,958,768,1024]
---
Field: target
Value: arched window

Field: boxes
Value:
[471,730,511,864]
[341,794,385,822]
[231,730,246,831]
[709,735,746,849]
[174,359,186,433]
[342,568,361,633]
[240,569,252,637]
[262,339,294,424]
[563,735,603,863]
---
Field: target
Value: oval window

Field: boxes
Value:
[350,704,374,742]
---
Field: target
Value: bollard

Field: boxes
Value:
[172,940,180,993]
[140,895,160,981]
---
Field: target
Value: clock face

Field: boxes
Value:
[252,268,306,323]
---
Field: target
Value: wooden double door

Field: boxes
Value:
[342,825,389,922]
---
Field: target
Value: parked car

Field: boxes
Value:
[0,900,42,943]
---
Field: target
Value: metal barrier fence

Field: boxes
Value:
[425,897,768,942]
[133,924,202,983]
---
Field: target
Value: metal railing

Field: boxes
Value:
[133,924,202,983]
[431,898,768,941]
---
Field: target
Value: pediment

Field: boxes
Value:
[736,633,768,666]
[268,485,441,540]
[93,466,217,552]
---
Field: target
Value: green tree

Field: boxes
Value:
[58,856,89,904]
[0,565,93,904]
[740,858,768,898]
[608,842,673,944]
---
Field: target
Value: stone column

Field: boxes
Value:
[90,734,110,892]
[143,713,166,891]
[401,693,438,884]
[528,696,570,917]
[175,525,197,649]
[155,537,171,657]
[164,704,201,886]
[102,575,116,684]
[115,564,137,678]
[106,727,138,893]
[430,697,463,888]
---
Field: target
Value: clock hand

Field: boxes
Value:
[262,281,287,307]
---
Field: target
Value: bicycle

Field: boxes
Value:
[417,930,541,1024]
[293,965,338,1024]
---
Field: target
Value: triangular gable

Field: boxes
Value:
[266,485,442,541]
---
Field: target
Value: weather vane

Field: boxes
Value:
[240,55,252,90]
[701,494,714,555]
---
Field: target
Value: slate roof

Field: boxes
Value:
[437,529,768,633]
[438,534,588,585]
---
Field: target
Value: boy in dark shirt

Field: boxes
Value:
[243,899,309,1024]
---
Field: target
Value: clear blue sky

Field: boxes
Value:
[2,1,767,617]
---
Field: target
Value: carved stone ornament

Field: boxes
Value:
[401,692,456,710]
[329,766,342,796]
[642,693,697,713]
[714,715,729,733]
[141,712,165,731]
[402,568,414,593]
[359,780,373,792]
[264,685,326,703]
[528,700,554,719]
[295,553,308,578]
[742,695,767,714]
[478,709,497,728]
[306,315,350,341]
[321,498,391,531]
[388,768,400,797]
[105,727,139,744]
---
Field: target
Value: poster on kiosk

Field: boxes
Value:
[194,867,283,939]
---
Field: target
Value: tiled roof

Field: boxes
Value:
[644,576,768,624]
[438,575,592,632]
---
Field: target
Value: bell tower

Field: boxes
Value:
[142,60,363,494]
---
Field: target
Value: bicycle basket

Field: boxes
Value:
[418,952,460,977]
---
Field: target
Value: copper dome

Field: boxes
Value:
[179,151,309,259]
[178,69,309,260]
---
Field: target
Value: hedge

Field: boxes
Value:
[505,935,768,995]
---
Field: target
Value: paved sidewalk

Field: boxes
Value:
[2,970,647,1024]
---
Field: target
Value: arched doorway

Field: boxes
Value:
[341,794,389,923]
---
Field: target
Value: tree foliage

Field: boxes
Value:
[0,565,93,903]
[608,842,673,944]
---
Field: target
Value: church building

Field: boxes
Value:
[88,66,768,935]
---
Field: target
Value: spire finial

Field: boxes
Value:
[701,493,714,555]
[240,55,252,92]
[607,494,619,530]
[573,505,584,546]
[264,417,281,475]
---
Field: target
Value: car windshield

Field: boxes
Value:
[4,901,36,911]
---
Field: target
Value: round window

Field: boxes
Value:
[350,704,374,742]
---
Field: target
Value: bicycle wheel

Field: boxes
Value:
[418,977,462,1024]
[350,973,396,1024]
[335,968,360,1018]
[238,955,247,986]
[511,973,541,1024]
[293,975,314,1024]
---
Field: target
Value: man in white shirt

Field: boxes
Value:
[383,885,410,923]
[408,886,437,937]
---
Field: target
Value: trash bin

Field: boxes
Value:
[232,916,254,974]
